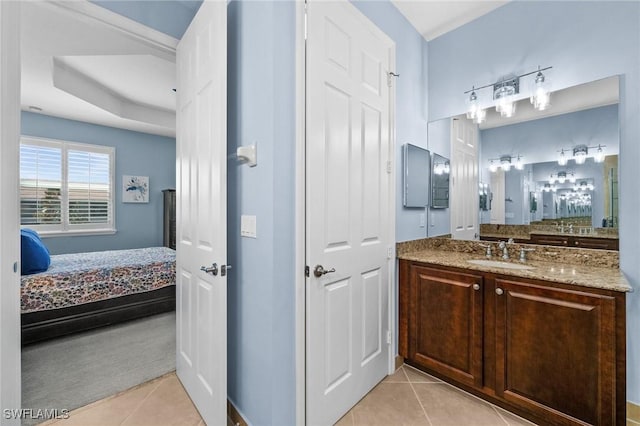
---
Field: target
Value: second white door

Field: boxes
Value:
[306,1,395,424]
[450,116,479,240]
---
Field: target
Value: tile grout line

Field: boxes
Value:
[403,367,434,426]
[117,374,169,426]
[490,404,511,426]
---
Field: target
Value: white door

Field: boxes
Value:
[450,116,479,240]
[0,1,22,421]
[490,170,506,224]
[176,1,227,424]
[306,2,394,424]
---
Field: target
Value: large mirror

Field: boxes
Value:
[403,143,430,207]
[428,76,620,241]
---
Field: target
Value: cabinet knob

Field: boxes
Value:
[495,288,504,296]
[473,284,480,291]
[575,241,579,246]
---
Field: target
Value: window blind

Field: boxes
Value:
[20,144,63,225]
[19,137,115,234]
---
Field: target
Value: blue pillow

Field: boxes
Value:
[20,229,51,275]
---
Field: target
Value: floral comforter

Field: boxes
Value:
[21,247,176,313]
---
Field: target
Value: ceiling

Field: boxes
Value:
[391,0,509,41]
[21,1,512,138]
[21,2,177,137]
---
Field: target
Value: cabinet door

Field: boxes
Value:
[409,265,483,387]
[495,279,616,425]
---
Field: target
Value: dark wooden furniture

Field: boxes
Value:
[528,233,619,250]
[163,189,176,249]
[22,286,175,346]
[481,234,619,250]
[399,259,626,426]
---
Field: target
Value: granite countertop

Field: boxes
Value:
[398,248,632,293]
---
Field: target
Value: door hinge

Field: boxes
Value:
[305,265,310,277]
[386,330,392,345]
[304,2,308,40]
[386,161,392,174]
[387,247,393,259]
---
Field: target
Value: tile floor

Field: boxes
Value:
[335,365,536,426]
[41,372,203,426]
[42,365,536,426]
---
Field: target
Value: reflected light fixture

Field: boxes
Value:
[489,160,497,173]
[573,145,588,165]
[557,171,567,184]
[466,88,486,124]
[594,144,605,163]
[515,155,524,171]
[558,149,568,166]
[569,172,576,184]
[494,78,518,118]
[530,66,551,111]
[500,155,512,171]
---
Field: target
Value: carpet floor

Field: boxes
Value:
[22,312,176,425]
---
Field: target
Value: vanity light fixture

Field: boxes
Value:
[489,160,498,173]
[573,145,588,165]
[515,155,524,170]
[530,66,551,111]
[558,149,568,166]
[500,155,512,171]
[594,144,605,163]
[557,171,567,184]
[464,65,552,122]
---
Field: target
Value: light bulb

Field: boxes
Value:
[549,174,556,184]
[574,152,587,165]
[558,175,566,184]
[569,173,576,184]
[530,69,551,111]
[515,156,524,170]
[489,160,497,173]
[473,107,486,124]
[558,149,567,166]
[594,145,605,163]
[500,156,512,171]
[466,89,481,121]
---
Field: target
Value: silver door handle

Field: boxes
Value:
[313,265,336,278]
[201,263,218,276]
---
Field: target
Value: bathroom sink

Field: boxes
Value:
[466,259,535,270]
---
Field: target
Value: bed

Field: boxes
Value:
[21,247,176,345]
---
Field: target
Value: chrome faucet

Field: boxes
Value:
[498,241,509,260]
[519,247,535,262]
[479,244,492,258]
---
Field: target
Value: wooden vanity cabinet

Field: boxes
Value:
[406,264,484,388]
[529,234,619,250]
[399,260,626,426]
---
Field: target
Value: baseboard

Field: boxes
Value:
[395,355,404,370]
[228,400,249,426]
[629,401,640,423]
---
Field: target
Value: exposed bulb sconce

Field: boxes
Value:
[489,160,497,173]
[514,155,524,171]
[464,65,552,122]
[557,144,605,165]
[530,66,551,111]
[557,171,567,184]
[569,172,576,183]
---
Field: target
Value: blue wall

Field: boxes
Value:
[91,0,202,39]
[227,1,296,425]
[352,1,430,243]
[21,112,176,255]
[427,0,640,403]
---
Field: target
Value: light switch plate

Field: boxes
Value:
[241,215,257,238]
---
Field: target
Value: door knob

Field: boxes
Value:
[313,265,336,278]
[200,263,218,276]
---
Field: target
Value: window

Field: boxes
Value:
[20,137,115,236]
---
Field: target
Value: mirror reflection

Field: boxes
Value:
[428,76,620,245]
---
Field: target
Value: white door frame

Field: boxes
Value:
[293,2,397,423]
[0,2,177,422]
[0,2,22,423]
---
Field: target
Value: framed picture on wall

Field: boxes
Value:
[123,175,149,203]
